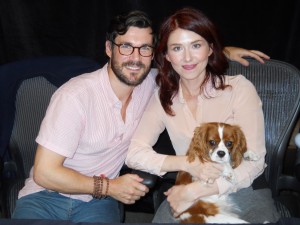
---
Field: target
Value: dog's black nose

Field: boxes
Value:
[217,151,225,158]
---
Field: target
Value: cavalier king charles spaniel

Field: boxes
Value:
[176,122,258,224]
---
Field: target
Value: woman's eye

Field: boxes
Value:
[209,140,216,146]
[225,141,233,147]
[172,46,181,52]
[193,43,201,49]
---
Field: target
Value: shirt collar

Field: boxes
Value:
[102,63,143,108]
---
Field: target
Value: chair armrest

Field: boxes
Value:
[295,148,300,181]
[131,169,158,188]
[294,133,300,181]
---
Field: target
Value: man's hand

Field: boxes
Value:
[109,174,149,204]
[224,46,270,66]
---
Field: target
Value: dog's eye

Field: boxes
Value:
[225,141,233,147]
[209,140,216,146]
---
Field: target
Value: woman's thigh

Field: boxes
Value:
[228,187,281,223]
[153,187,281,224]
[152,199,179,223]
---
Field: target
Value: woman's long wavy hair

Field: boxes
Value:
[155,7,229,116]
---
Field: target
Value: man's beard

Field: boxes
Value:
[111,58,151,87]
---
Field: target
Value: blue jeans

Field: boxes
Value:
[12,190,121,223]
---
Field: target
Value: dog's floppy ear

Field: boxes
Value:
[186,125,211,163]
[230,125,247,168]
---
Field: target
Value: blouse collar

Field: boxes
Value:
[178,78,220,103]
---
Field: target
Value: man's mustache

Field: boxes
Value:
[123,61,145,68]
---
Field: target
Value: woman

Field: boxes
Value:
[126,7,280,223]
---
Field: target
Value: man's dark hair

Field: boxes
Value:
[106,10,156,46]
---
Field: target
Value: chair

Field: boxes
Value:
[295,133,300,181]
[138,58,300,218]
[227,59,300,218]
[227,59,300,196]
[0,56,100,218]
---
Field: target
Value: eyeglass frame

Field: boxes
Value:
[110,40,154,57]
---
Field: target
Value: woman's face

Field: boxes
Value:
[165,28,212,81]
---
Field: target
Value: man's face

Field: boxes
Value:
[106,26,154,86]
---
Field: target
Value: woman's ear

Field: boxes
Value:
[165,53,171,62]
[209,43,213,56]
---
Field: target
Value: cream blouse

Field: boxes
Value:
[126,74,266,195]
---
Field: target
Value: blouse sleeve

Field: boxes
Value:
[217,75,266,195]
[125,91,168,175]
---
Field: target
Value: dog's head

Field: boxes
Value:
[187,122,247,168]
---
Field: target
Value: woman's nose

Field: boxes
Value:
[184,50,192,62]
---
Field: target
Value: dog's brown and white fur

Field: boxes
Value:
[176,122,258,224]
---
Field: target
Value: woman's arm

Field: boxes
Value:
[165,181,219,217]
[227,77,266,188]
[213,76,266,196]
[126,93,223,179]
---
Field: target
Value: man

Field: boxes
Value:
[12,10,269,223]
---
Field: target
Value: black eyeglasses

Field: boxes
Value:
[110,40,153,57]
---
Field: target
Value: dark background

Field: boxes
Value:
[1,0,300,70]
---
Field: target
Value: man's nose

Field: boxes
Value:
[130,48,141,60]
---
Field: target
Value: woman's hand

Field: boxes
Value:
[165,181,219,217]
[184,157,223,184]
[165,184,196,217]
[224,46,270,66]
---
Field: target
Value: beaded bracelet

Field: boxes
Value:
[92,175,103,199]
[103,177,109,198]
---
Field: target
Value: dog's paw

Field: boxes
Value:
[223,173,236,183]
[243,151,259,161]
[222,166,236,184]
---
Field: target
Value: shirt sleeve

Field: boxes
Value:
[126,91,168,175]
[36,89,85,158]
[217,76,266,195]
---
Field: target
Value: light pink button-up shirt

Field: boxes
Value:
[126,74,266,195]
[18,64,157,202]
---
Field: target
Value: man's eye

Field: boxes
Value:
[141,46,152,51]
[209,140,216,146]
[120,44,132,49]
[225,141,233,147]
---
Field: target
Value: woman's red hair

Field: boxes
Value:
[155,7,229,116]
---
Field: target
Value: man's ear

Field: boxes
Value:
[105,40,112,58]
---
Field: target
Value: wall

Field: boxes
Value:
[0,0,299,69]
